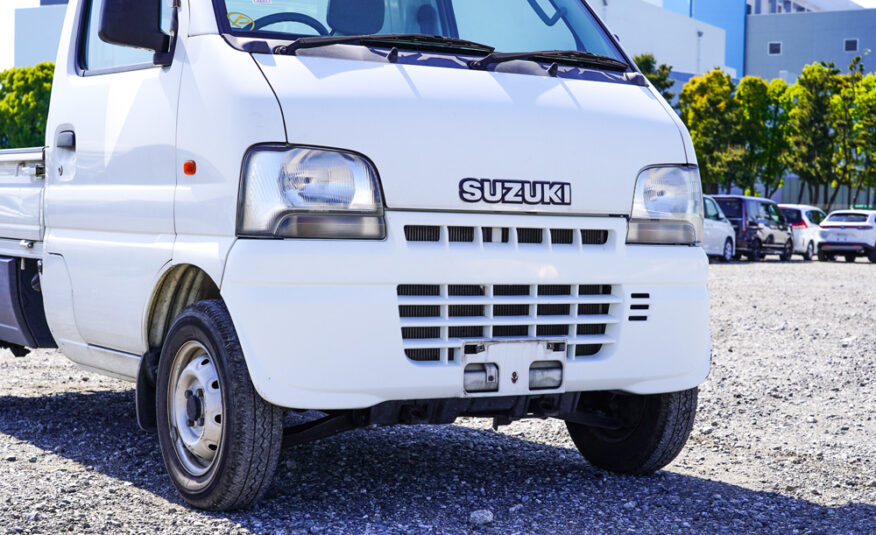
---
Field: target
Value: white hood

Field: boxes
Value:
[254,53,688,215]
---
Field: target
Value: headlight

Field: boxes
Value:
[238,146,385,239]
[626,166,703,245]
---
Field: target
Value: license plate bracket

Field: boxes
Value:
[461,340,565,396]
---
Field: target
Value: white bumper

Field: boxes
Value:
[221,211,711,410]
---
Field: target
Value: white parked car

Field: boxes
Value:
[779,204,827,261]
[818,211,876,263]
[703,196,735,261]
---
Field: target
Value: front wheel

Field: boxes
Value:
[747,240,763,262]
[156,300,284,511]
[566,388,698,475]
[779,240,793,262]
[721,239,734,262]
[803,241,814,262]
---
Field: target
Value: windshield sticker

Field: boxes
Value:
[228,12,255,30]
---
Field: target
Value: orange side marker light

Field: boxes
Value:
[183,160,197,175]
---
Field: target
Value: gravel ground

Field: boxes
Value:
[1,260,874,534]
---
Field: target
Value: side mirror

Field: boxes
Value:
[99,0,168,60]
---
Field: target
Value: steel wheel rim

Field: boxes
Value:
[167,341,224,477]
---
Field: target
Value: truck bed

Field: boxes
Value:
[0,147,45,243]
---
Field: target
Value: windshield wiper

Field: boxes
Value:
[275,33,495,56]
[469,50,629,72]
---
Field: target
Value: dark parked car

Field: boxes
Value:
[712,195,793,261]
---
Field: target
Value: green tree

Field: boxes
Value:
[0,63,54,149]
[633,53,675,102]
[826,57,865,211]
[787,62,839,206]
[852,72,876,208]
[734,77,792,198]
[678,69,743,192]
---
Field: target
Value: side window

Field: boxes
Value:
[807,210,825,225]
[704,199,718,220]
[767,204,783,223]
[749,201,767,221]
[80,0,171,72]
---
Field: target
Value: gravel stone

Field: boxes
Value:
[0,262,873,534]
[469,509,493,525]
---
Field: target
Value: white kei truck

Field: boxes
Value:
[0,0,710,510]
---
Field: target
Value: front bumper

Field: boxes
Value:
[221,211,711,410]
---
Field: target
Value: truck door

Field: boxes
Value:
[43,0,181,354]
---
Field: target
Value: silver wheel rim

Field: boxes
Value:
[724,241,733,261]
[167,341,224,477]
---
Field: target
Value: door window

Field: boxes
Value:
[807,210,826,225]
[79,0,171,72]
[767,204,784,224]
[704,198,719,220]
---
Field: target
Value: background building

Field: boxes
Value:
[0,0,67,71]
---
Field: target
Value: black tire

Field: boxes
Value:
[747,240,763,262]
[869,247,876,264]
[156,300,284,511]
[779,240,793,262]
[721,239,734,262]
[818,251,834,262]
[845,254,857,263]
[802,241,814,262]
[566,388,698,475]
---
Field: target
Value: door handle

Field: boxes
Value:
[56,131,76,149]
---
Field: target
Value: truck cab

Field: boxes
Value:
[0,0,709,510]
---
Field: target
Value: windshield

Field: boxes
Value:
[826,213,869,223]
[216,0,624,61]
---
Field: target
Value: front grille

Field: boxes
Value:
[403,225,611,248]
[397,284,618,363]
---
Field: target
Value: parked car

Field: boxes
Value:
[703,196,735,261]
[779,204,827,261]
[818,210,876,263]
[712,196,793,261]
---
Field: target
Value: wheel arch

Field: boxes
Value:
[137,263,222,432]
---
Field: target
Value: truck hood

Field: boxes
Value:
[255,54,688,215]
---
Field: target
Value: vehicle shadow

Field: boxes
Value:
[1,389,873,534]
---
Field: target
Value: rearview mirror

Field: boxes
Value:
[99,0,168,59]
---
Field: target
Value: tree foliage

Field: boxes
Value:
[633,53,676,102]
[0,63,54,149]
[678,69,743,192]
[853,72,876,206]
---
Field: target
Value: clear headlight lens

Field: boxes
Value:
[626,166,703,245]
[239,146,385,239]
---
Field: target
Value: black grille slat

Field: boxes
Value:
[581,230,609,245]
[517,228,544,244]
[448,285,485,296]
[577,324,607,336]
[449,326,484,338]
[399,305,441,318]
[402,327,440,340]
[537,304,570,316]
[449,226,475,242]
[575,345,602,357]
[550,229,574,244]
[398,285,440,296]
[405,349,441,362]
[449,305,485,317]
[494,304,530,316]
[580,285,612,296]
[578,303,610,315]
[494,285,530,296]
[493,325,529,337]
[405,225,440,242]
[538,285,572,296]
[537,324,569,337]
